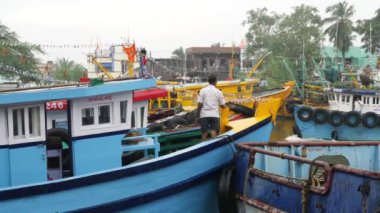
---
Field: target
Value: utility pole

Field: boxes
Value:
[300,37,306,96]
[370,22,373,65]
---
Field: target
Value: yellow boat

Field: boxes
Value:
[148,80,294,123]
[149,78,259,113]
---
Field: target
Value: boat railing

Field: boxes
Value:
[122,130,161,158]
[238,142,380,196]
[240,144,332,194]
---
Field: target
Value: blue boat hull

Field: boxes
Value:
[234,142,380,212]
[0,118,273,212]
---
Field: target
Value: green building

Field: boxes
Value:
[322,46,379,70]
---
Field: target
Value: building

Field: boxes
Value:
[322,46,379,70]
[87,45,132,79]
[186,47,240,74]
[37,61,54,77]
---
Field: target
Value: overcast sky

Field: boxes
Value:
[1,0,379,65]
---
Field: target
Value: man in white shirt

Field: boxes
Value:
[197,74,227,140]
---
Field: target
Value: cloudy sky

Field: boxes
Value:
[1,0,379,65]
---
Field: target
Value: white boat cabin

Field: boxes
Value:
[327,88,380,114]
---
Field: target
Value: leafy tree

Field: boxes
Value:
[171,47,185,61]
[243,8,281,58]
[0,22,44,84]
[53,58,86,82]
[243,5,323,86]
[356,8,380,53]
[323,1,355,61]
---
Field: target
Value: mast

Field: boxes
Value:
[370,22,373,64]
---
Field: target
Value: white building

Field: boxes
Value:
[87,45,139,79]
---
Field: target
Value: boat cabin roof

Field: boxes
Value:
[0,78,156,105]
[328,87,380,96]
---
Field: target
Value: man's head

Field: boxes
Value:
[208,74,217,85]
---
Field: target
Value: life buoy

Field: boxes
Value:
[297,107,313,121]
[344,111,361,127]
[313,108,329,124]
[328,111,344,126]
[218,166,237,213]
[361,112,378,128]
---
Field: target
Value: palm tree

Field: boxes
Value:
[324,1,355,63]
[171,47,185,61]
[0,22,44,84]
[53,58,86,82]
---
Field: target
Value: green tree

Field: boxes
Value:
[243,8,281,58]
[356,8,380,53]
[323,1,355,61]
[171,47,185,61]
[53,58,86,82]
[243,5,323,85]
[0,22,44,84]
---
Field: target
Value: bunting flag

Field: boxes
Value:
[122,43,137,63]
[0,41,126,49]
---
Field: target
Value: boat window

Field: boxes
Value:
[140,107,145,127]
[98,105,111,124]
[363,96,369,104]
[12,108,25,139]
[377,97,379,105]
[246,85,251,91]
[346,96,350,103]
[342,95,345,102]
[81,107,94,126]
[5,110,8,138]
[336,94,340,102]
[161,100,168,109]
[8,105,44,140]
[238,86,242,93]
[373,97,376,105]
[131,110,135,128]
[120,101,128,123]
[28,106,41,137]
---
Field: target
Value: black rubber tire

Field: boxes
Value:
[226,102,255,116]
[292,125,302,138]
[218,166,238,213]
[344,111,361,127]
[46,128,71,172]
[46,128,69,150]
[362,112,378,128]
[313,108,329,124]
[331,130,339,140]
[328,111,344,127]
[297,107,314,122]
